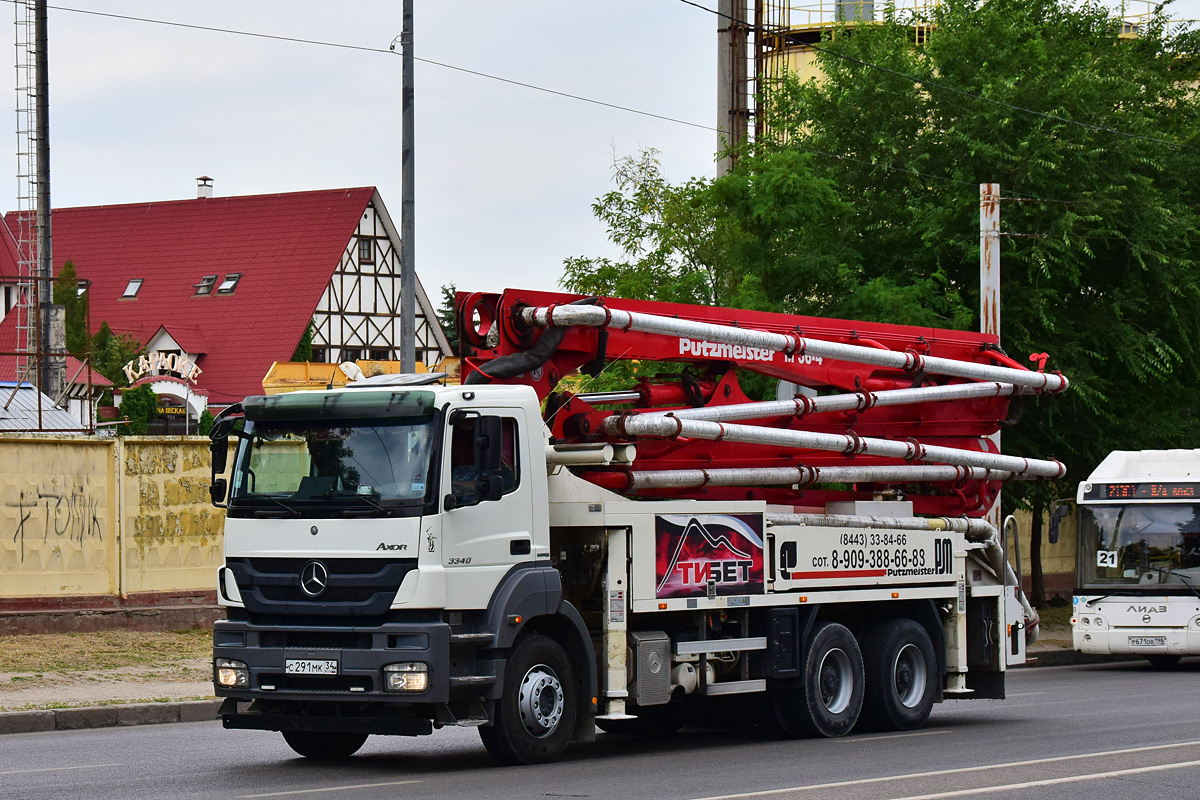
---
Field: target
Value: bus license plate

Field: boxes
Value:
[285,659,338,675]
[1128,636,1166,647]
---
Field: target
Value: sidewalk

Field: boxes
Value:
[0,629,1120,737]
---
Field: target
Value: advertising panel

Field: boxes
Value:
[655,513,765,599]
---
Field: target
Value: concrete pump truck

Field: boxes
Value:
[207,289,1068,764]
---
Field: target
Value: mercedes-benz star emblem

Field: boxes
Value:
[300,561,329,597]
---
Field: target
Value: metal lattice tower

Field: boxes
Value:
[12,0,38,383]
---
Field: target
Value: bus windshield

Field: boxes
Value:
[230,415,437,516]
[1078,503,1200,590]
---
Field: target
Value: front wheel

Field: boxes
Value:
[281,731,368,760]
[480,634,577,765]
[860,619,937,731]
[771,622,864,738]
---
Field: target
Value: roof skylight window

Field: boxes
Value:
[217,273,242,294]
[194,275,217,295]
[122,279,143,298]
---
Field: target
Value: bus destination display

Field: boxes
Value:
[1088,482,1200,500]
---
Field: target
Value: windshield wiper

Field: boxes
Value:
[1143,565,1200,602]
[307,491,390,514]
[251,495,301,517]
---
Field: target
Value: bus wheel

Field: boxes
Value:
[1147,655,1182,669]
[480,634,577,765]
[772,622,864,738]
[281,731,368,760]
[860,619,937,731]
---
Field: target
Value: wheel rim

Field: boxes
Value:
[893,643,928,708]
[818,647,854,714]
[517,663,565,738]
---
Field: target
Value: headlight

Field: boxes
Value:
[384,662,429,693]
[215,657,249,688]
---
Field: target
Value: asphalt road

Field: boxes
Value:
[2,660,1198,800]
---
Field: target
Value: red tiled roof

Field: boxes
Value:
[4,187,376,403]
[0,221,20,278]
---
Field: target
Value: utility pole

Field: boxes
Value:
[399,0,416,373]
[716,1,749,176]
[35,0,55,398]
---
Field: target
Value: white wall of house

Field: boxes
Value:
[311,194,451,366]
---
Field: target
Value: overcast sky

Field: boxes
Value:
[4,0,1198,300]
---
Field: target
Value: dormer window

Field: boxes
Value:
[194,275,217,295]
[217,273,242,294]
[122,279,143,298]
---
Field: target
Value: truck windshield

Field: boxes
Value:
[230,416,437,515]
[1078,503,1200,590]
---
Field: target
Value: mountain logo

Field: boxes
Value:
[655,514,764,599]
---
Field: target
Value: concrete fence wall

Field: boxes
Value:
[0,435,224,606]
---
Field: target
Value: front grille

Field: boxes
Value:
[259,631,373,650]
[260,674,375,693]
[228,557,417,618]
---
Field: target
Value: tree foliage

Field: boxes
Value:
[564,0,1200,512]
[119,383,157,436]
[52,260,89,358]
[91,322,144,391]
[437,284,460,357]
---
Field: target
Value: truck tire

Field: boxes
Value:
[860,619,937,731]
[281,731,368,760]
[771,622,864,738]
[480,634,577,765]
[1147,655,1182,669]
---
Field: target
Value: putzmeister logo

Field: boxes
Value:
[299,561,329,597]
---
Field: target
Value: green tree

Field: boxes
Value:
[291,321,315,362]
[91,322,144,391]
[437,284,460,356]
[119,384,158,435]
[198,409,215,436]
[52,260,89,358]
[565,0,1200,602]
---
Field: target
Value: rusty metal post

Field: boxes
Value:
[980,183,1002,531]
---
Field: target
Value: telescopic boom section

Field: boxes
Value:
[457,290,1070,516]
[519,304,1068,393]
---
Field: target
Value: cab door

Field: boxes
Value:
[438,407,535,609]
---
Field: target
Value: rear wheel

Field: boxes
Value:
[480,634,577,765]
[771,622,864,738]
[1147,655,1182,669]
[281,731,368,760]
[860,619,937,731]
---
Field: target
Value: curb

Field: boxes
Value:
[0,699,221,735]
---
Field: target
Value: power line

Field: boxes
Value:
[680,0,1199,153]
[18,0,718,132]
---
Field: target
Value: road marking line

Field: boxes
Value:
[836,731,950,743]
[239,781,422,798]
[890,758,1200,799]
[690,739,1200,800]
[0,764,121,776]
[1005,692,1046,697]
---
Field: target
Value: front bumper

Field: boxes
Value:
[1073,627,1198,656]
[213,617,451,704]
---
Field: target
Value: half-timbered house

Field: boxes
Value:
[1,183,450,417]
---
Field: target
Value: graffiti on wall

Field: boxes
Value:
[6,481,104,563]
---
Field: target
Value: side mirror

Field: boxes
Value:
[210,478,228,505]
[1048,504,1070,545]
[210,437,228,476]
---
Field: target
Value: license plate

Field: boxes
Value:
[285,659,338,675]
[1128,636,1167,647]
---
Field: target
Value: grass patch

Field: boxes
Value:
[0,629,211,674]
[1037,604,1073,631]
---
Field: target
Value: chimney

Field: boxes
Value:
[196,176,213,199]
